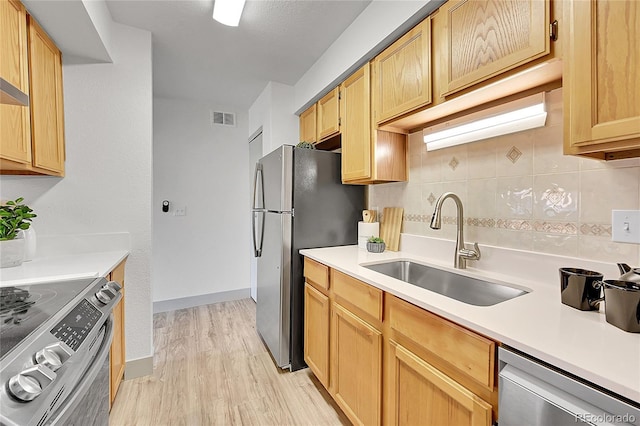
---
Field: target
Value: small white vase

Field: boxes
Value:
[22,226,36,262]
[0,239,25,268]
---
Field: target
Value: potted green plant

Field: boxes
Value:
[367,236,386,253]
[296,141,316,149]
[0,198,36,268]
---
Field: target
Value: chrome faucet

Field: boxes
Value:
[430,192,481,269]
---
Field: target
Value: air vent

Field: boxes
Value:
[210,110,236,127]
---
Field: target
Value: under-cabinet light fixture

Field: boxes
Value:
[213,0,246,27]
[423,93,547,151]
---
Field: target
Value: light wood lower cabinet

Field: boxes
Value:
[304,283,330,388]
[331,302,382,426]
[108,258,126,408]
[387,340,492,426]
[303,256,498,425]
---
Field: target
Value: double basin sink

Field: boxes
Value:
[363,260,528,306]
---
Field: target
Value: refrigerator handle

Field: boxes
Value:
[252,210,265,257]
[252,162,264,210]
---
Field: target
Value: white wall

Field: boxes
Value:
[248,81,298,156]
[0,22,153,363]
[153,97,250,303]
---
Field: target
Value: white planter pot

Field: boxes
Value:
[21,227,36,262]
[0,239,25,268]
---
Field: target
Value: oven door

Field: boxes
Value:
[46,315,114,426]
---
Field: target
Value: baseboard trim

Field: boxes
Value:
[153,288,251,313]
[125,356,153,380]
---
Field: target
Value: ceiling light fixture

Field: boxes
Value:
[423,93,547,151]
[213,0,246,27]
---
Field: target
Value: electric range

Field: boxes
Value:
[0,276,122,426]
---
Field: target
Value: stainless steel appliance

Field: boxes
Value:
[499,346,640,426]
[0,277,122,426]
[252,145,364,370]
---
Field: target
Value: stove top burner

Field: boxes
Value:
[0,279,95,359]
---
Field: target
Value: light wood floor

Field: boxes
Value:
[109,299,349,426]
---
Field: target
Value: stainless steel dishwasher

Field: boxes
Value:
[499,346,640,426]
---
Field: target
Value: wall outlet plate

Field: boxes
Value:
[611,210,640,244]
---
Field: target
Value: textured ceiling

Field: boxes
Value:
[106,0,371,108]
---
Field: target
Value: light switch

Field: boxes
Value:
[611,210,640,244]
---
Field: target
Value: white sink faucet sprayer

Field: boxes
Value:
[430,192,481,269]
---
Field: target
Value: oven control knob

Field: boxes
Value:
[105,281,121,293]
[94,288,115,305]
[7,365,56,402]
[35,342,74,372]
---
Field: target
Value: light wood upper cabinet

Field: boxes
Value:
[387,341,492,426]
[0,0,31,167]
[317,87,340,141]
[372,17,432,124]
[109,258,127,408]
[299,104,317,144]
[563,0,640,160]
[340,64,408,184]
[28,16,65,175]
[304,283,330,389]
[1,9,65,176]
[340,64,372,182]
[331,302,382,426]
[440,0,551,97]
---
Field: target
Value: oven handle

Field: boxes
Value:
[46,314,114,425]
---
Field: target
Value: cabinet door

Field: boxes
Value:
[109,260,126,407]
[317,87,340,140]
[340,64,371,183]
[0,0,31,166]
[387,341,492,426]
[442,0,550,96]
[299,104,317,144]
[564,0,640,154]
[373,17,432,124]
[28,16,65,175]
[304,283,330,388]
[332,302,382,426]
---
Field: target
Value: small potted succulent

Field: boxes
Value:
[0,198,36,268]
[366,236,386,253]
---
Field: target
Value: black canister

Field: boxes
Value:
[559,268,604,311]
[602,280,640,333]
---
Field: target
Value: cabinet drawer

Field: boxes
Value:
[304,257,329,291]
[332,270,383,324]
[387,295,495,389]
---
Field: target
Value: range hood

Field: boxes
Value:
[0,78,29,106]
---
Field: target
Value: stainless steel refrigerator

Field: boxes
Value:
[252,145,364,371]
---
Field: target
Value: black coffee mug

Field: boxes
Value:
[559,268,604,311]
[602,280,640,333]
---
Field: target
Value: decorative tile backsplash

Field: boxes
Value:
[369,88,640,264]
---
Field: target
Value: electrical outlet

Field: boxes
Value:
[173,206,187,217]
[612,210,640,244]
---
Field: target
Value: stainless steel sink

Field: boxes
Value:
[363,260,528,306]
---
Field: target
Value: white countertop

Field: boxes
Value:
[300,244,640,403]
[0,250,129,286]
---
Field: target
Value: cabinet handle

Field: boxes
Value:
[550,20,558,42]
